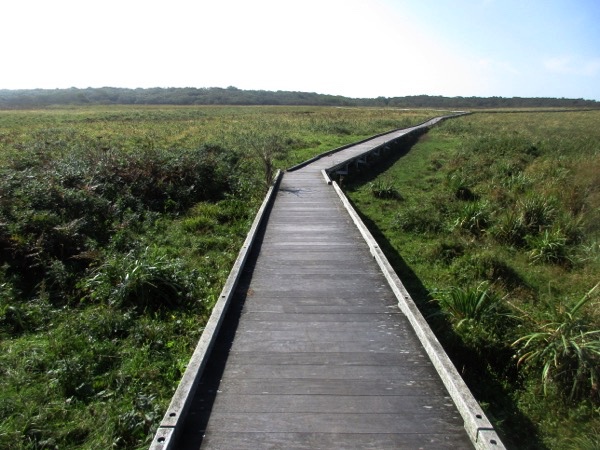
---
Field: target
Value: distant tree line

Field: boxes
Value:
[0,86,598,109]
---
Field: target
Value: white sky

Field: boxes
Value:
[1,0,599,99]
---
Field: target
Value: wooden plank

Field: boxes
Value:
[196,412,465,434]
[240,303,403,314]
[234,319,408,333]
[235,312,403,322]
[217,364,439,381]
[197,394,460,414]
[229,328,423,345]
[212,351,429,366]
[198,432,471,450]
[199,377,451,397]
[229,340,423,355]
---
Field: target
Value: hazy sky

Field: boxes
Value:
[2,0,599,99]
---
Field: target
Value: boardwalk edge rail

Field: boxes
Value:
[150,171,283,450]
[326,123,505,450]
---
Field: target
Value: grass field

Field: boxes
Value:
[0,106,437,449]
[345,110,600,449]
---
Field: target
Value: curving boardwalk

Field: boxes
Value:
[152,117,504,449]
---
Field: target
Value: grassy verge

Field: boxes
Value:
[345,110,600,449]
[0,105,437,449]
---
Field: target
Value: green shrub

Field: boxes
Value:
[215,199,252,224]
[465,134,541,160]
[563,431,600,450]
[557,214,585,246]
[181,215,217,233]
[504,171,533,193]
[577,239,600,265]
[0,141,242,307]
[93,144,239,213]
[471,252,525,288]
[113,394,163,448]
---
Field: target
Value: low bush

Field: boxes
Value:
[0,142,241,305]
[428,240,464,264]
[519,195,557,234]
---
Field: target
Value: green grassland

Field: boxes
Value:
[0,106,437,449]
[345,110,600,449]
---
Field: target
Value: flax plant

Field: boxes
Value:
[435,282,502,328]
[513,282,600,401]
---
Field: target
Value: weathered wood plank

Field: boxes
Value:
[239,303,403,314]
[198,432,471,450]
[210,351,429,366]
[229,340,429,353]
[199,377,451,397]
[218,364,439,381]
[196,412,466,434]
[198,394,460,414]
[227,329,423,345]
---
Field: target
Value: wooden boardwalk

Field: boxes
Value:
[153,118,504,449]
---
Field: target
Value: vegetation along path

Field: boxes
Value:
[152,116,504,449]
